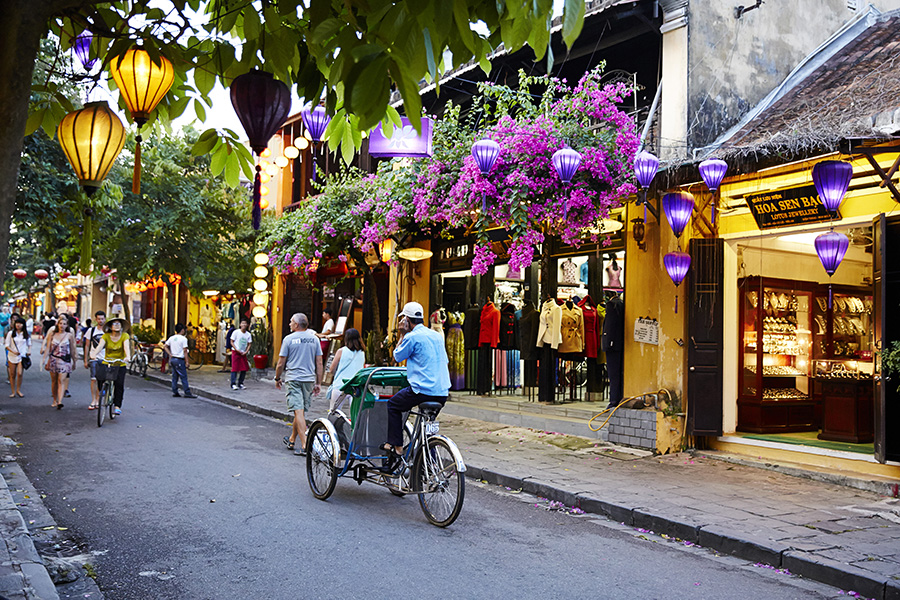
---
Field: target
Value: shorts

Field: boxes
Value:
[89,360,101,380]
[285,381,314,412]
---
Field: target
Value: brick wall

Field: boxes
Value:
[607,408,657,450]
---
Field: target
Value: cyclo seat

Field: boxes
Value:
[418,401,443,417]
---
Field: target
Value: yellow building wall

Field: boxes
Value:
[387,241,433,329]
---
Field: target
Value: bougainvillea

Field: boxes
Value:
[261,66,638,277]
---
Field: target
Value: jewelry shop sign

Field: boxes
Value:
[634,318,659,345]
[745,184,837,230]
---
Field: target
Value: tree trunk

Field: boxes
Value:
[0,3,53,284]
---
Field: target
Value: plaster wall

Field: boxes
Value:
[660,14,689,161]
[686,0,900,149]
[387,241,433,331]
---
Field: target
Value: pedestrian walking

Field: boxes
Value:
[83,311,106,410]
[230,318,252,390]
[44,315,76,409]
[91,314,131,415]
[4,317,31,397]
[326,327,366,411]
[25,315,34,338]
[274,313,323,455]
[164,323,197,398]
[380,302,451,471]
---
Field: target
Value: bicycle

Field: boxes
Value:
[97,362,124,427]
[128,341,149,377]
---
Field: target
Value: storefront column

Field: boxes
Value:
[586,252,603,400]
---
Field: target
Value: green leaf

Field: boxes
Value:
[25,110,46,137]
[423,28,437,80]
[193,99,207,122]
[192,131,219,156]
[210,145,227,175]
[194,67,216,97]
[452,1,476,53]
[340,124,355,165]
[224,154,240,187]
[562,0,586,48]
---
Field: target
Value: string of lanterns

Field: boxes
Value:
[252,253,270,319]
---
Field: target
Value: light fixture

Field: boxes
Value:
[254,252,269,265]
[252,305,267,318]
[34,269,48,280]
[634,151,660,221]
[253,279,268,291]
[553,147,582,218]
[589,218,624,235]
[261,148,271,158]
[12,269,26,279]
[283,145,299,159]
[259,198,269,210]
[380,239,393,263]
[815,230,850,308]
[632,218,646,251]
[57,101,126,195]
[253,291,268,305]
[295,137,309,150]
[812,160,853,213]
[471,138,501,213]
[699,158,728,224]
[202,290,219,296]
[664,251,691,313]
[260,172,271,183]
[109,47,175,194]
[397,248,433,261]
[260,185,270,196]
[662,191,695,239]
[301,105,331,144]
[265,165,279,177]
[274,156,289,168]
[254,265,269,278]
[73,31,96,72]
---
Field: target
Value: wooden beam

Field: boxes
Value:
[863,154,900,204]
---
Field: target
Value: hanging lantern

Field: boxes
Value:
[699,158,728,224]
[252,305,267,319]
[283,145,299,160]
[58,101,126,194]
[109,47,175,194]
[634,151,659,221]
[664,251,691,314]
[254,265,269,278]
[59,271,71,279]
[662,191,695,239]
[274,156,289,168]
[301,106,331,145]
[34,269,49,280]
[815,230,849,309]
[169,273,182,285]
[380,239,394,263]
[812,160,853,213]
[12,269,26,280]
[254,252,270,265]
[295,137,310,151]
[230,70,291,230]
[73,31,96,72]
[253,279,268,291]
[260,198,270,210]
[471,138,501,213]
[552,147,582,218]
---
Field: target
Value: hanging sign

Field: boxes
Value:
[633,318,659,345]
[745,184,838,230]
[368,117,433,158]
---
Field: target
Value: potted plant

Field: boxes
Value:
[249,318,273,372]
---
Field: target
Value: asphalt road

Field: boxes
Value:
[0,367,848,600]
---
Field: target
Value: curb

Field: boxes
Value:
[133,372,893,599]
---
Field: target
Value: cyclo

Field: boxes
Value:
[305,367,466,527]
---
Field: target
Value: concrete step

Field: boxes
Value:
[441,400,609,441]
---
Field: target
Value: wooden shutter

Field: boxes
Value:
[687,238,724,436]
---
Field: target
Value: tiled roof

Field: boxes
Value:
[707,8,900,161]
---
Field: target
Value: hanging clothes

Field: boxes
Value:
[464,305,482,350]
[479,301,500,348]
[446,311,466,390]
[535,299,562,349]
[601,296,625,352]
[498,303,518,350]
[429,308,447,339]
[561,259,578,284]
[559,302,585,354]
[580,261,589,285]
[577,296,599,359]
[606,260,623,288]
[516,303,540,361]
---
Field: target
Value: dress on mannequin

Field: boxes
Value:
[606,259,623,288]
[478,302,500,348]
[445,312,465,390]
[602,295,625,406]
[561,259,578,284]
[429,308,446,339]
[576,296,599,359]
[535,299,562,349]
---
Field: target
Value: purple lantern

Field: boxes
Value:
[812,160,853,213]
[662,191,695,238]
[664,251,691,314]
[229,70,291,230]
[73,31,96,71]
[634,151,659,189]
[815,230,850,309]
[552,147,582,184]
[301,106,331,144]
[699,158,728,224]
[472,139,501,175]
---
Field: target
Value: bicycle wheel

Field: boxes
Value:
[136,353,148,378]
[306,422,338,500]
[108,383,117,421]
[187,349,204,370]
[413,437,465,527]
[97,382,110,427]
[387,422,414,497]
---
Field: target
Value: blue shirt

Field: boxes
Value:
[393,324,450,397]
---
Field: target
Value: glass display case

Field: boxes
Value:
[812,289,874,362]
[738,277,816,433]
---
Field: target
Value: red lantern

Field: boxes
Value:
[137,283,147,292]
[12,269,26,279]
[59,271,71,278]
[34,269,49,280]
[169,273,181,285]
[154,277,164,288]
[101,266,112,276]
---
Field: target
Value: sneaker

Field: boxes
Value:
[183,393,197,399]
[113,408,122,415]
[231,385,238,390]
[64,390,71,398]
[238,384,246,390]
[172,392,181,397]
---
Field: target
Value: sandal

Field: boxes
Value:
[283,436,294,451]
[88,405,98,410]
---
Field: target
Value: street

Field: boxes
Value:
[0,368,851,600]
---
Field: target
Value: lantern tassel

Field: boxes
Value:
[79,216,93,275]
[711,200,716,225]
[675,294,678,314]
[481,191,486,214]
[132,134,142,194]
[252,164,262,230]
[828,284,833,310]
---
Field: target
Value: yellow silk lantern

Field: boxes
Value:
[57,101,126,193]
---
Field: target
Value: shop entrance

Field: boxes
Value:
[729,223,876,455]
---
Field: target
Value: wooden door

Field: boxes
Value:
[687,238,724,436]
[873,214,900,463]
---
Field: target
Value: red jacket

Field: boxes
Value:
[479,302,500,348]
[577,296,600,359]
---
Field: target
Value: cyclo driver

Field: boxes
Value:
[380,302,451,471]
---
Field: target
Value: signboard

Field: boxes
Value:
[634,318,659,345]
[745,184,837,230]
[368,117,433,158]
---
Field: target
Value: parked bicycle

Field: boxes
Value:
[127,341,149,377]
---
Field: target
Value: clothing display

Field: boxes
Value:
[558,302,585,354]
[446,311,466,390]
[606,260,623,288]
[464,306,482,350]
[577,296,600,359]
[516,303,540,361]
[430,308,447,339]
[561,259,578,284]
[498,303,518,350]
[199,303,215,328]
[479,302,500,348]
[602,295,625,405]
[580,261,589,285]
[536,299,562,349]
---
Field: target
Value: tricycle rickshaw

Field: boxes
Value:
[305,367,466,527]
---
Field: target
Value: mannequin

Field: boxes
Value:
[561,258,578,284]
[606,257,623,289]
[602,294,625,406]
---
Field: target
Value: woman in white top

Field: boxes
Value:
[5,318,30,398]
[326,328,366,411]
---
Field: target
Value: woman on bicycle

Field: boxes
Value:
[43,316,76,409]
[91,315,131,415]
[5,317,31,398]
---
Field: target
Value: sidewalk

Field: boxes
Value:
[148,365,900,600]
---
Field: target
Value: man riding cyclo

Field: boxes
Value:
[90,314,132,415]
[380,302,451,472]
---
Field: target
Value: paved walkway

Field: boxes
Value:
[148,364,900,599]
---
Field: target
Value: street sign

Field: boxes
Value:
[745,184,838,230]
[369,117,433,158]
[634,318,659,345]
